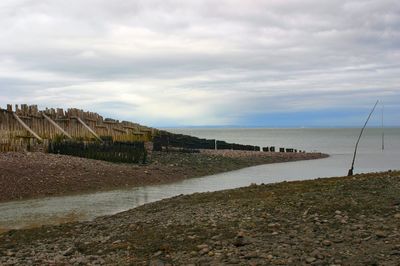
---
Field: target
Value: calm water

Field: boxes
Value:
[1,128,399,231]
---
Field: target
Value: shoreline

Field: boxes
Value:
[1,170,399,265]
[0,150,327,203]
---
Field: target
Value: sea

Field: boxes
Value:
[166,127,400,176]
[1,128,399,230]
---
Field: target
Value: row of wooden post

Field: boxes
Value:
[0,104,156,152]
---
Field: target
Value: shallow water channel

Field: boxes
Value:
[0,150,398,232]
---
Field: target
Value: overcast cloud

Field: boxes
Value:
[0,0,399,126]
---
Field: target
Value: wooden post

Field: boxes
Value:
[42,113,73,139]
[12,113,43,142]
[74,116,103,142]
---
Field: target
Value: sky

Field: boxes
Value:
[0,0,399,127]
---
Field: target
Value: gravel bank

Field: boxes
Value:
[0,150,326,202]
[1,170,399,265]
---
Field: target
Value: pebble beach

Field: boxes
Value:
[1,170,399,265]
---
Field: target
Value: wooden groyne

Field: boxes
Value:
[0,104,155,152]
[48,140,147,164]
[153,131,301,153]
[0,104,302,154]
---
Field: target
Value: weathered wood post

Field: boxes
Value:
[12,113,43,142]
[74,116,103,142]
[42,113,73,139]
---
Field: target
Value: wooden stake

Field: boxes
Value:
[42,113,73,139]
[12,113,43,142]
[74,116,103,142]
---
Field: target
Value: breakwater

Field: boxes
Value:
[153,130,299,153]
[0,104,300,155]
[0,104,154,152]
[48,140,147,163]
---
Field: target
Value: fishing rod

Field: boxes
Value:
[381,103,384,151]
[348,100,379,176]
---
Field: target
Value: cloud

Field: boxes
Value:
[0,0,399,126]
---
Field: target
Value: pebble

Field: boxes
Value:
[62,247,74,256]
[306,257,316,263]
[196,244,209,250]
[153,251,163,257]
[375,231,387,238]
[322,240,332,246]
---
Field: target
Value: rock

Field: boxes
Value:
[310,249,325,260]
[62,247,74,256]
[375,231,387,238]
[199,248,210,255]
[233,235,252,247]
[152,251,163,257]
[211,235,220,240]
[306,257,316,263]
[268,223,280,228]
[53,254,65,262]
[394,213,400,219]
[150,259,165,266]
[322,240,332,246]
[244,252,259,259]
[74,257,89,264]
[196,244,209,250]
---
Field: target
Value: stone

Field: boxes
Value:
[233,236,252,247]
[152,251,163,257]
[62,247,74,256]
[306,257,316,263]
[196,244,209,250]
[244,252,259,259]
[150,259,165,266]
[375,231,387,238]
[199,248,209,255]
[322,240,332,246]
